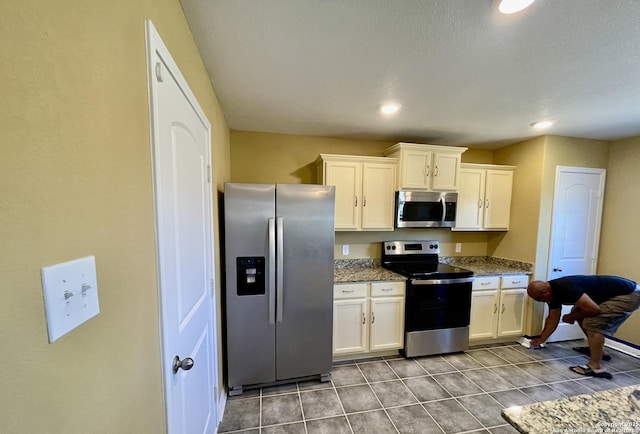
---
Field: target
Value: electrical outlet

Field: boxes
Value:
[342,245,349,256]
[455,243,462,253]
[41,256,100,343]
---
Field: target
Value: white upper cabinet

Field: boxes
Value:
[383,142,467,191]
[454,163,515,231]
[317,154,397,231]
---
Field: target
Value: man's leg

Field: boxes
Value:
[585,329,605,370]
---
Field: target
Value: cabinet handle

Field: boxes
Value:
[501,304,506,314]
[362,312,366,325]
[478,199,483,209]
[494,304,497,314]
[481,282,490,286]
[425,165,431,177]
[485,199,490,208]
[382,287,393,292]
[434,165,439,177]
[553,267,563,272]
[371,312,375,324]
[342,289,354,293]
[511,280,521,285]
[363,196,366,207]
[354,196,358,207]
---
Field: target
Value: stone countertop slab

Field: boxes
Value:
[502,384,640,434]
[441,256,533,276]
[334,266,405,283]
[334,259,405,283]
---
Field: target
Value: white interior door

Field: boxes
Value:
[546,166,606,342]
[147,21,218,433]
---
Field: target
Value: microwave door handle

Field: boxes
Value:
[440,196,446,224]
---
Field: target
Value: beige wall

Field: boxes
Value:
[598,137,640,344]
[0,1,230,433]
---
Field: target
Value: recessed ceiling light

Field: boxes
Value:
[379,103,401,114]
[498,0,535,14]
[530,120,554,129]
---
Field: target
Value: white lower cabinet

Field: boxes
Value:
[469,275,528,341]
[333,281,405,356]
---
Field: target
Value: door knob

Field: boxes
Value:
[553,267,563,272]
[173,355,194,374]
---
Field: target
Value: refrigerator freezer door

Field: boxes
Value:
[275,184,335,380]
[224,183,277,388]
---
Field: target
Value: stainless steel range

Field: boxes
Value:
[381,240,474,357]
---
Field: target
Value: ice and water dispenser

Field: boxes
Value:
[236,257,265,296]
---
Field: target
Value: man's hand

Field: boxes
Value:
[562,314,575,324]
[531,337,545,347]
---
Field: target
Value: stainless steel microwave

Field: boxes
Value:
[395,191,458,228]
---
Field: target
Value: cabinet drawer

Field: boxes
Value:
[334,283,367,299]
[472,276,500,291]
[500,275,529,289]
[370,281,405,297]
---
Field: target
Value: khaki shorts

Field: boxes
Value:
[582,286,640,335]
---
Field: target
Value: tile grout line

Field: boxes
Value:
[331,368,356,434]
[355,361,401,434]
[383,359,448,434]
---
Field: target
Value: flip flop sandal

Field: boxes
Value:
[572,346,611,361]
[570,364,612,379]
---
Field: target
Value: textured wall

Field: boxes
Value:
[0,1,230,432]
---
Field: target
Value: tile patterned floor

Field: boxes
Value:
[218,340,640,433]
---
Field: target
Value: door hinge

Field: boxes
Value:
[207,165,212,183]
[155,62,163,82]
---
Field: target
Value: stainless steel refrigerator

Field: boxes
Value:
[223,183,335,396]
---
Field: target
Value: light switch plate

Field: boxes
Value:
[41,256,100,342]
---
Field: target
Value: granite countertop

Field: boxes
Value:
[334,256,533,283]
[334,259,405,283]
[502,385,640,433]
[440,256,533,276]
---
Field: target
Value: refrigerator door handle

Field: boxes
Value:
[276,216,284,323]
[268,217,276,324]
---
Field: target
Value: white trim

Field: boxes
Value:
[605,338,640,359]
[145,19,222,432]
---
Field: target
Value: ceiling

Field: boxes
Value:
[180,0,640,149]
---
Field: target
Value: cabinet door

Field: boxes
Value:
[455,168,485,229]
[497,289,526,337]
[361,163,396,230]
[333,299,368,354]
[400,150,431,189]
[432,152,461,191]
[369,297,404,351]
[484,169,513,229]
[469,290,499,340]
[324,161,361,230]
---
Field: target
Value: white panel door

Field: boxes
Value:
[325,161,361,230]
[546,166,606,342]
[369,297,404,351]
[469,291,498,340]
[147,21,218,434]
[333,299,367,355]
[361,163,396,230]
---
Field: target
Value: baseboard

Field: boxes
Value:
[605,336,640,358]
[216,389,227,433]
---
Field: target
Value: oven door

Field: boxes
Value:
[396,191,457,228]
[405,277,473,332]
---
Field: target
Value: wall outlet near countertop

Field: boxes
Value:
[342,245,349,256]
[455,243,462,253]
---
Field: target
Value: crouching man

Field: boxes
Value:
[527,275,640,379]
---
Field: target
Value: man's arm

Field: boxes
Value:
[562,293,601,324]
[531,308,561,346]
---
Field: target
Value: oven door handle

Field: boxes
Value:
[410,277,475,285]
